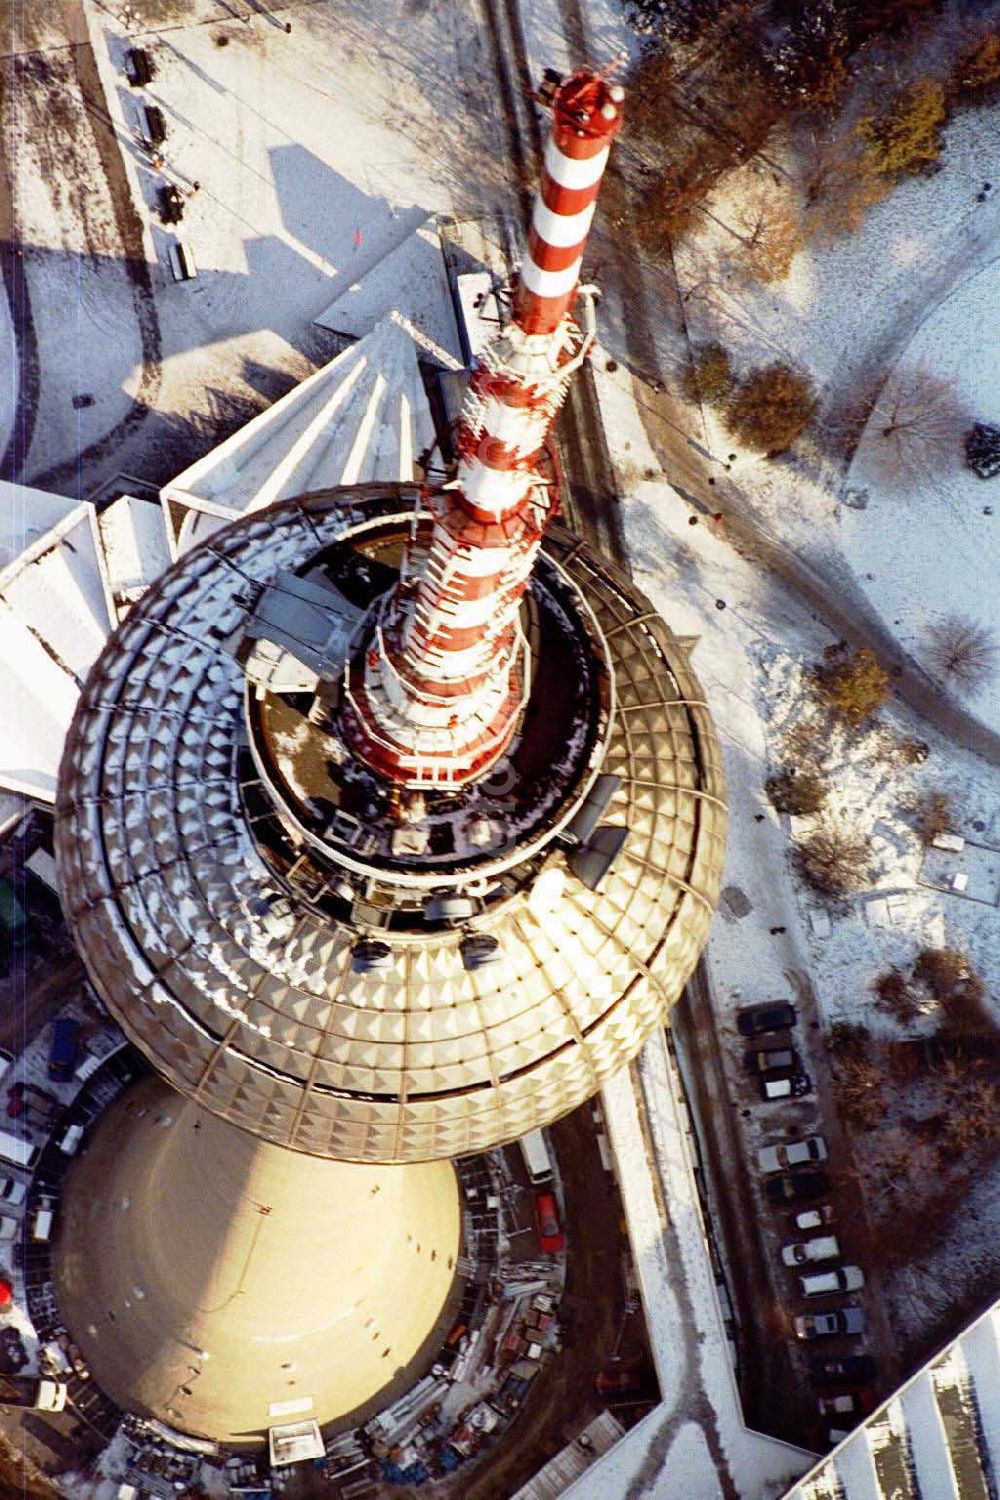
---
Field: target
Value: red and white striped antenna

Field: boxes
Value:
[342,70,624,787]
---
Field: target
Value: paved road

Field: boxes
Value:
[464,1104,633,1500]
[0,1,162,492]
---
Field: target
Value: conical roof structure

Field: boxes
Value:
[163,317,436,556]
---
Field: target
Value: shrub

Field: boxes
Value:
[858,79,947,178]
[826,1020,871,1056]
[813,644,890,725]
[913,790,952,846]
[915,947,991,1034]
[897,735,930,765]
[951,31,1000,98]
[923,615,999,695]
[723,362,816,453]
[765,768,828,817]
[873,968,920,1025]
[833,1053,885,1129]
[680,342,735,408]
[795,822,872,897]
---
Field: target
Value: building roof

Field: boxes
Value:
[312,218,462,368]
[53,1074,461,1445]
[785,1296,1000,1500]
[55,490,726,1164]
[0,490,170,802]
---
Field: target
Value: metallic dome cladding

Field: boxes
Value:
[55,487,727,1164]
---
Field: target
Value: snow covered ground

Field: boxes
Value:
[662,101,1000,741]
[9,0,513,493]
[843,256,1000,733]
[594,346,999,1414]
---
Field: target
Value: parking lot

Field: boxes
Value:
[734,993,899,1449]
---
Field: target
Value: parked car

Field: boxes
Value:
[31,1198,55,1243]
[781,1235,840,1267]
[745,1047,798,1074]
[800,1266,865,1297]
[737,1003,797,1037]
[0,1215,18,1242]
[794,1205,835,1232]
[809,1354,877,1385]
[533,1192,564,1254]
[6,1082,60,1130]
[0,1176,26,1207]
[767,1172,830,1205]
[758,1137,828,1174]
[794,1307,867,1340]
[760,1073,812,1101]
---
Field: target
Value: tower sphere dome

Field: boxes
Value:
[56,486,726,1164]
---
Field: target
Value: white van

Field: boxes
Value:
[0,1131,38,1171]
[32,1202,54,1242]
[519,1128,554,1186]
[800,1266,865,1297]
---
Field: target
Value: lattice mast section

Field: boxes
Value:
[343,71,623,787]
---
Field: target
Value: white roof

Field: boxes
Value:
[314,219,462,368]
[96,495,173,623]
[0,481,78,568]
[163,317,438,556]
[784,1297,1000,1500]
[0,489,169,802]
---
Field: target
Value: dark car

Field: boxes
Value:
[737,1002,797,1037]
[745,1047,799,1074]
[765,1171,830,1205]
[810,1354,877,1385]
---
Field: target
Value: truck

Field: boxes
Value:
[48,1018,80,1083]
[0,1375,67,1411]
[518,1129,554,1186]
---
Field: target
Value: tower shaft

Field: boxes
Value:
[343,71,623,786]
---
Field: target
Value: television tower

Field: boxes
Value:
[53,71,726,1450]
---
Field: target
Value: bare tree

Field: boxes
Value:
[733,181,803,282]
[862,362,968,488]
[794,821,873,898]
[923,615,999,695]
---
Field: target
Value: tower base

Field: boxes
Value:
[52,1076,462,1447]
